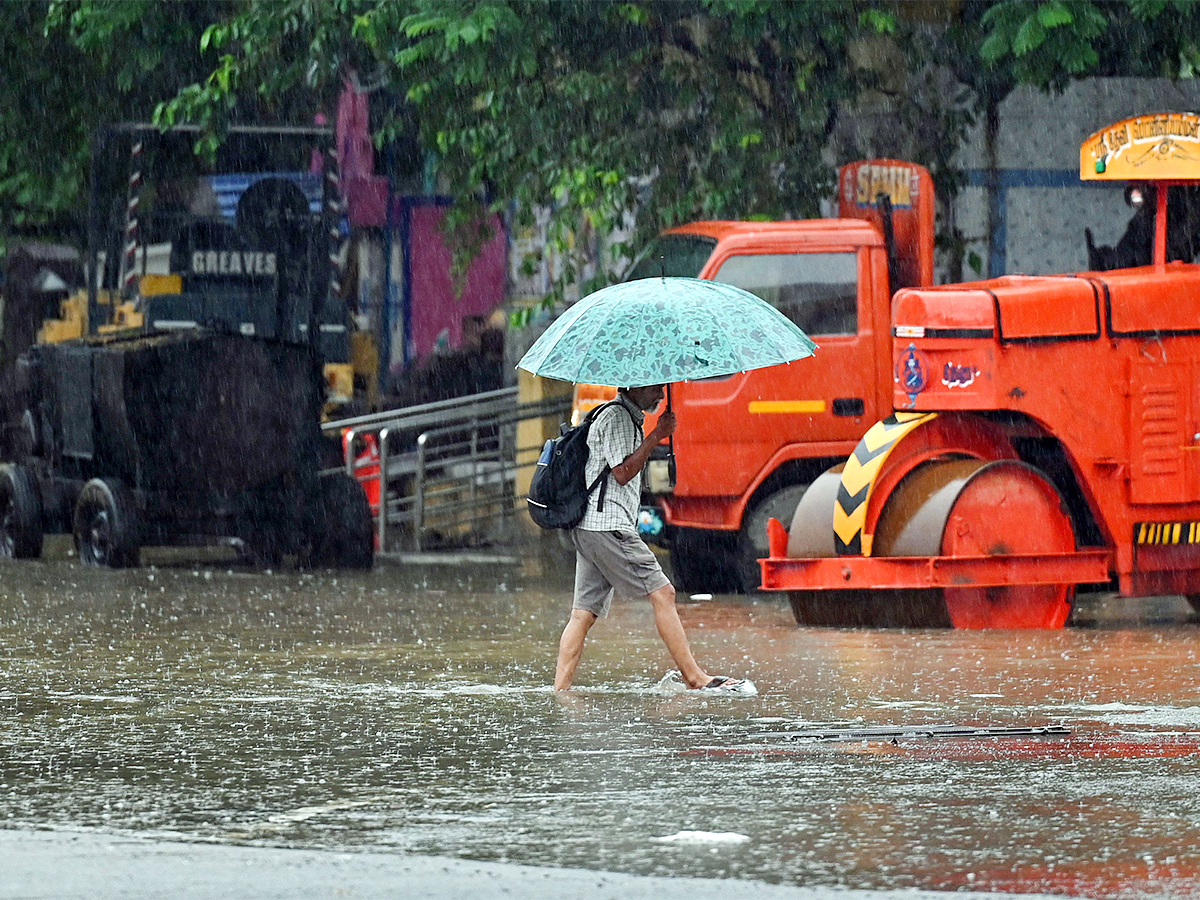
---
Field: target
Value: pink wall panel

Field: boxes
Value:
[407,204,507,362]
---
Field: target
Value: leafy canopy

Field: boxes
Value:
[159,0,897,302]
[0,1,229,248]
[9,0,1200,289]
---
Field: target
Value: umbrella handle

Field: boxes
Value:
[667,384,676,486]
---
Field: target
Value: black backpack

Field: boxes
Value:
[526,400,634,530]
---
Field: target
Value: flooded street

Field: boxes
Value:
[4,537,1200,898]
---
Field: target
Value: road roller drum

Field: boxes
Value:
[786,458,1077,628]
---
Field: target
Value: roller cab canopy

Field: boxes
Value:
[894,265,1200,343]
[1082,113,1200,266]
[1082,113,1200,181]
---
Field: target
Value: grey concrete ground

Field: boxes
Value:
[0,829,1068,900]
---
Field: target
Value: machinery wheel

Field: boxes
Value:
[73,478,140,568]
[784,465,948,626]
[785,459,1077,629]
[235,537,284,569]
[303,474,374,569]
[668,528,738,594]
[0,464,43,559]
[736,483,809,593]
[873,459,1076,628]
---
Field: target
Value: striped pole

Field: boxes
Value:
[324,146,347,310]
[119,138,144,298]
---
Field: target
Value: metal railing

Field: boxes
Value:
[323,388,571,552]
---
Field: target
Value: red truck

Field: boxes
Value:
[576,159,935,593]
[760,113,1200,628]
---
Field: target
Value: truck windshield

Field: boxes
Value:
[714,251,858,336]
[625,235,717,281]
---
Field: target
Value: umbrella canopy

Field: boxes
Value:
[517,277,817,386]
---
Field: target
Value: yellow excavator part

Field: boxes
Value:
[97,275,172,332]
[139,274,182,296]
[37,289,89,344]
[100,301,144,333]
[38,288,143,343]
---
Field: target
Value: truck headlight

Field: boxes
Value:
[645,459,672,494]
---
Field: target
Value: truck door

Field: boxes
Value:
[670,248,873,496]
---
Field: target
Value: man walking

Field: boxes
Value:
[553,384,751,693]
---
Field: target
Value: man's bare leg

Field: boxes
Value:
[648,584,710,688]
[555,608,598,691]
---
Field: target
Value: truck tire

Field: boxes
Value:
[669,529,738,594]
[74,477,140,568]
[0,464,43,559]
[302,474,374,569]
[235,535,284,569]
[736,484,810,593]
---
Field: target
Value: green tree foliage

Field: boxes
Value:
[398,1,906,298]
[156,0,381,154]
[157,0,898,301]
[0,1,229,249]
[978,0,1200,86]
[903,0,1200,278]
[0,1,91,241]
[11,0,1200,290]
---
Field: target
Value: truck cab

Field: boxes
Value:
[577,161,935,592]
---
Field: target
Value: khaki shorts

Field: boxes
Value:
[571,528,671,617]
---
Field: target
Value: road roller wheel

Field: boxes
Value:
[873,459,1076,629]
[785,464,843,560]
[784,465,913,625]
[785,465,952,626]
[784,459,1077,628]
[787,589,952,628]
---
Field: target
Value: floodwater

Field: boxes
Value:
[3,537,1200,899]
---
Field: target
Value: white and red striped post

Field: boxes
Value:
[118,138,144,299]
[325,145,347,307]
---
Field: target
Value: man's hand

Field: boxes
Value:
[651,409,677,439]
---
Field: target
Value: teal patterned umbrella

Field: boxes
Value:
[517,277,817,386]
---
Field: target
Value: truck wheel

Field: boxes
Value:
[74,477,140,568]
[736,484,809,593]
[669,529,738,594]
[303,474,374,569]
[236,537,284,569]
[0,464,43,559]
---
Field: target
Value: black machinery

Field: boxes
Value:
[0,124,373,567]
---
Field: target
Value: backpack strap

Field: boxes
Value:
[588,398,641,513]
[591,466,612,512]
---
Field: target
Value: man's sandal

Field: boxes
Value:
[698,675,758,695]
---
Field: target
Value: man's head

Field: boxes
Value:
[620,384,666,412]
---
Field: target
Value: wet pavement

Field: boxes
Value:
[3,535,1200,898]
